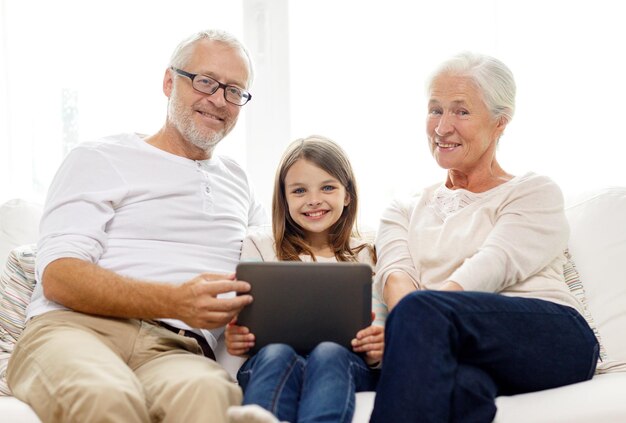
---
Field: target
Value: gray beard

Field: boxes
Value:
[168,91,224,153]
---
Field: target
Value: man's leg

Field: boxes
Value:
[127,321,243,423]
[7,310,150,423]
[370,291,599,423]
[135,351,242,423]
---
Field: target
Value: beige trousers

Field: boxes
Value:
[7,310,241,423]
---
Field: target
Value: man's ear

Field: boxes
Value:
[163,68,174,98]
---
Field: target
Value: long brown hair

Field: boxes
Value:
[272,135,371,262]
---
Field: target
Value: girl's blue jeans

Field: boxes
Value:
[237,342,379,423]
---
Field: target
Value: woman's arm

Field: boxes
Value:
[383,271,419,310]
[374,197,422,309]
[450,176,569,292]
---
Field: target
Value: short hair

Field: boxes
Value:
[427,52,516,124]
[272,135,367,262]
[168,29,254,86]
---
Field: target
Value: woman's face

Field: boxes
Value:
[426,74,505,174]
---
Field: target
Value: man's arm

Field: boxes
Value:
[42,258,253,329]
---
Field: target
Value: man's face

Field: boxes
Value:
[165,40,250,153]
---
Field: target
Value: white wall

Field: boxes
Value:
[1,0,625,229]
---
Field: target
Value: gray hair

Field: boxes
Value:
[169,29,254,86]
[427,52,516,123]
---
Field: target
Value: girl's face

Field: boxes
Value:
[284,159,350,241]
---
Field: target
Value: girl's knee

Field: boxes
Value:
[309,342,350,362]
[255,343,299,365]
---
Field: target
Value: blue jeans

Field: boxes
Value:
[237,342,379,423]
[370,291,599,423]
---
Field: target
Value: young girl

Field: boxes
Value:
[226,135,386,423]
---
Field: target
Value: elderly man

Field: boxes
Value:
[7,29,266,423]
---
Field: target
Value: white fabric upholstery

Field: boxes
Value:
[1,188,625,422]
[565,187,626,365]
[0,199,41,271]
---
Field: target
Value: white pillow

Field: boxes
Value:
[566,187,626,366]
[0,244,37,396]
[0,199,42,270]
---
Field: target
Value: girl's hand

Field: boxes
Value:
[351,324,384,366]
[225,318,255,356]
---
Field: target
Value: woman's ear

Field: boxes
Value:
[494,115,508,140]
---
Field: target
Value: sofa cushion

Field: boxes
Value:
[0,245,37,396]
[563,250,607,362]
[0,200,41,271]
[565,187,626,366]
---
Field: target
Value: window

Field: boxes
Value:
[2,0,625,229]
[0,0,245,202]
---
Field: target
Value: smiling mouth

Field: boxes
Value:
[197,110,224,121]
[304,210,329,218]
[437,141,461,148]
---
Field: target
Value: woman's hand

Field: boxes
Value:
[440,280,464,291]
[225,318,255,356]
[384,271,418,311]
[351,324,385,366]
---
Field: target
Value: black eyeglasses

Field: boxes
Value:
[170,67,252,106]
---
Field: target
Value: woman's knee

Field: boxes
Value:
[391,291,444,322]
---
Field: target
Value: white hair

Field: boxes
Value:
[169,29,254,86]
[427,52,516,124]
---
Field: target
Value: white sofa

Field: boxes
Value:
[1,187,626,423]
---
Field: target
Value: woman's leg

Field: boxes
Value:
[370,291,599,423]
[298,342,379,423]
[237,344,305,422]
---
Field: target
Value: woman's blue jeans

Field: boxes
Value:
[370,291,599,423]
[237,342,379,423]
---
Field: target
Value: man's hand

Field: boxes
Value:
[225,318,255,356]
[173,273,253,329]
[351,324,385,366]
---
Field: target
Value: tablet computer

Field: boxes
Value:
[235,261,372,355]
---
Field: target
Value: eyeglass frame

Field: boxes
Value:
[170,66,252,106]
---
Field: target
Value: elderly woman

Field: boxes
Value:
[370,53,599,423]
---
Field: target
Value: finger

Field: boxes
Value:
[200,272,231,280]
[231,332,254,343]
[200,280,252,295]
[353,340,384,352]
[201,295,253,313]
[199,310,242,328]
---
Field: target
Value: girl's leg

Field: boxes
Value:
[370,291,599,423]
[237,344,305,422]
[298,342,379,423]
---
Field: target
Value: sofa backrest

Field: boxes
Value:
[1,189,624,364]
[565,187,626,365]
[0,199,42,271]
